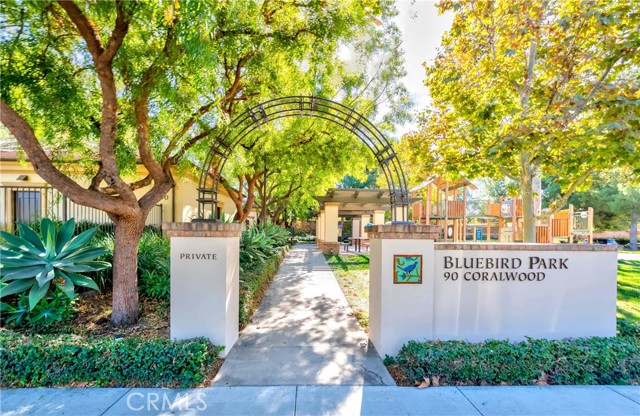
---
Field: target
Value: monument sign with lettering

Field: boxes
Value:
[163,222,242,357]
[366,225,618,357]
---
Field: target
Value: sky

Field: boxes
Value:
[393,0,454,136]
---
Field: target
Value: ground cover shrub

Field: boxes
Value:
[84,229,170,298]
[239,223,291,267]
[1,291,76,327]
[137,232,170,300]
[239,248,287,329]
[236,223,291,328]
[0,330,221,388]
[387,320,640,386]
[0,219,108,327]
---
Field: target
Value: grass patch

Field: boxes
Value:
[617,260,640,322]
[325,254,370,330]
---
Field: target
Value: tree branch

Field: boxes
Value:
[134,23,179,183]
[99,175,153,195]
[163,101,217,159]
[101,0,131,64]
[1,100,135,216]
[547,167,596,214]
[499,165,519,182]
[56,1,103,60]
[570,55,621,119]
[168,126,219,164]
[57,0,136,205]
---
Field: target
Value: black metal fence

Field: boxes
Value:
[0,185,162,231]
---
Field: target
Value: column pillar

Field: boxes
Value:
[360,214,371,238]
[163,222,242,357]
[318,203,340,254]
[373,210,385,225]
[366,223,440,357]
[318,210,325,242]
[352,218,361,238]
[324,202,339,242]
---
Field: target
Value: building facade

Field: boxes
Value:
[0,151,237,231]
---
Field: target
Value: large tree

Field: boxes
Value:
[0,0,406,324]
[217,119,377,224]
[402,0,639,242]
[207,7,412,225]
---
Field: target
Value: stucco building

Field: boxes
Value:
[0,150,237,231]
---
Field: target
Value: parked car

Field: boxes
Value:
[593,238,618,246]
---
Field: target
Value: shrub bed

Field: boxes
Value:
[387,320,640,386]
[0,331,221,388]
[239,248,287,329]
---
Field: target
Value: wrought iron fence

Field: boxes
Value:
[0,185,162,232]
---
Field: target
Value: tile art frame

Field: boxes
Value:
[393,254,423,284]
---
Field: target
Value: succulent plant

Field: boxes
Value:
[0,218,110,310]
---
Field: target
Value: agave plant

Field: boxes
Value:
[0,218,110,310]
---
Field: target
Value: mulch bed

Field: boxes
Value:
[71,291,170,338]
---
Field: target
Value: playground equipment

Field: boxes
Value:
[410,176,477,242]
[483,197,594,243]
[537,204,594,243]
[411,177,595,243]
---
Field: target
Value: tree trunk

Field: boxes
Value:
[520,154,536,243]
[532,170,542,225]
[111,214,146,325]
[630,212,639,251]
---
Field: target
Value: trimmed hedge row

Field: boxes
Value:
[387,320,640,386]
[239,247,287,329]
[0,331,221,388]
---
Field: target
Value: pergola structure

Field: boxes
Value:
[314,188,419,254]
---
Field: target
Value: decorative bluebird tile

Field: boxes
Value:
[394,255,423,284]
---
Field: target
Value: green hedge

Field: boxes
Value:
[0,331,221,388]
[388,320,640,386]
[239,248,287,329]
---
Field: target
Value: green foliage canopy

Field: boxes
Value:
[400,0,639,239]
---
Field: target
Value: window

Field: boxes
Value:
[14,191,41,223]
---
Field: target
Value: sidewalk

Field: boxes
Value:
[1,385,638,415]
[212,244,393,386]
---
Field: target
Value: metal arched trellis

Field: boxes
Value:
[197,96,411,223]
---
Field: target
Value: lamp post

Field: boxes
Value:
[261,159,267,224]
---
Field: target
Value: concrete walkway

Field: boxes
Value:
[212,244,394,386]
[1,385,638,415]
[618,252,640,261]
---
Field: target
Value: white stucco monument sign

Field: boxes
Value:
[163,222,242,357]
[367,224,618,357]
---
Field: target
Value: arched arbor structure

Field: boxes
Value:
[196,96,411,223]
